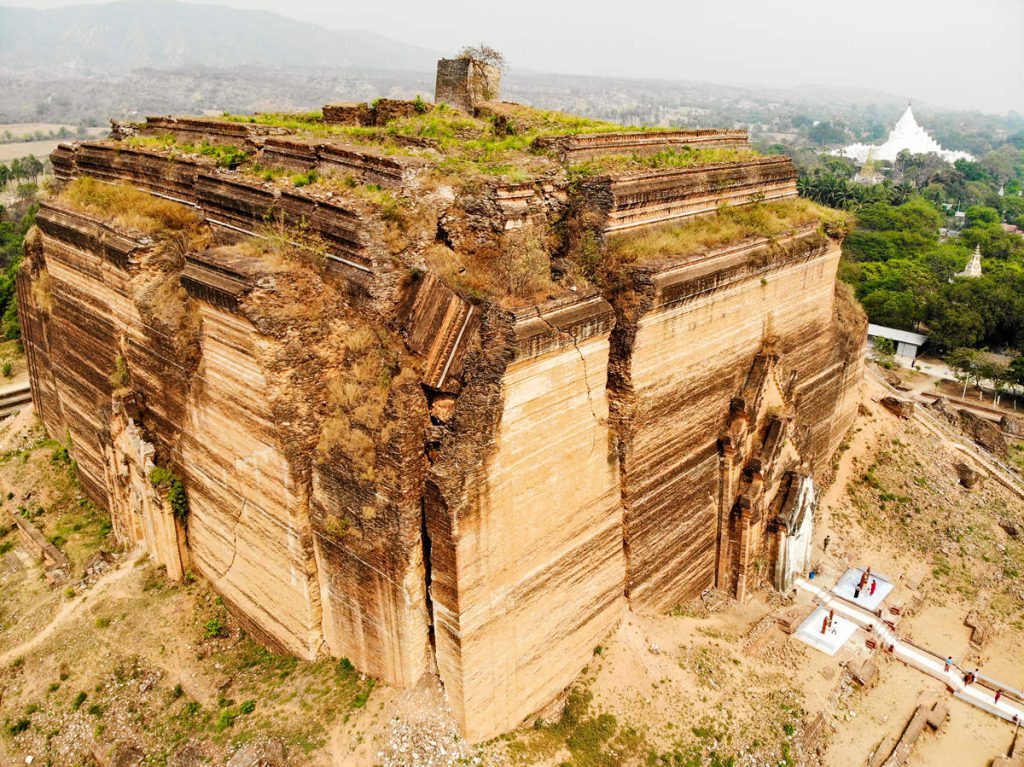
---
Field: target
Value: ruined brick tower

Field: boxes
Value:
[19,56,865,744]
[435,56,501,112]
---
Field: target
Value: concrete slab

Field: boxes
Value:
[834,567,893,611]
[795,606,860,656]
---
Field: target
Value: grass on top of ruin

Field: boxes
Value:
[125,135,248,168]
[606,198,849,264]
[61,177,205,235]
[220,102,657,142]
[218,102,675,181]
[569,146,762,175]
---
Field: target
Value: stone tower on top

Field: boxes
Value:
[435,46,503,113]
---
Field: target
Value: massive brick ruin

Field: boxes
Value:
[17,59,865,741]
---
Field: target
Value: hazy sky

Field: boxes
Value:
[7,0,1024,114]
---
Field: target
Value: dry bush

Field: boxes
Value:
[244,220,329,270]
[61,178,202,235]
[495,230,552,299]
[423,232,555,306]
[317,326,413,480]
[30,267,53,314]
[108,353,130,392]
[834,280,867,356]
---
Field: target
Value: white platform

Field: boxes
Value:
[833,568,893,611]
[795,606,860,656]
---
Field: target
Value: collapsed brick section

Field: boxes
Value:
[19,74,864,744]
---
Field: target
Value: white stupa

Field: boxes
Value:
[955,244,983,278]
[837,105,973,165]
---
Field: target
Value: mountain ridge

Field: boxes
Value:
[0,0,441,73]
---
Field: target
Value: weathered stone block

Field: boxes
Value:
[435,58,501,112]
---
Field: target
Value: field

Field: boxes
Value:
[0,124,107,164]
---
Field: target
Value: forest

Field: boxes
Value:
[0,201,37,341]
[795,135,1024,385]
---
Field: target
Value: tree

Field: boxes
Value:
[860,289,922,330]
[808,122,847,147]
[954,159,989,182]
[15,183,37,202]
[965,205,1000,227]
[870,337,897,368]
[19,155,43,181]
[946,347,981,397]
[819,155,857,180]
[1010,355,1024,387]
[457,43,506,71]
[978,361,1010,405]
[929,297,986,351]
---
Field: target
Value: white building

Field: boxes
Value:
[867,324,929,364]
[838,105,973,165]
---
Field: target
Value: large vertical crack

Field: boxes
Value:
[532,305,601,426]
[419,496,436,660]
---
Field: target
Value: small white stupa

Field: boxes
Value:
[956,245,983,278]
[838,105,973,165]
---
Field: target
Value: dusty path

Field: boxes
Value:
[0,548,141,666]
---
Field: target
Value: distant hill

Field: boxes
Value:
[0,0,440,74]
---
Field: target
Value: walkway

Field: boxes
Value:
[797,575,1024,725]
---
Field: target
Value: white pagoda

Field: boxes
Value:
[955,245,983,278]
[838,105,973,165]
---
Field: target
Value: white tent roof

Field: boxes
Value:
[867,324,928,346]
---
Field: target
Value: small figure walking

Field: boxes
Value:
[870,579,877,596]
[823,535,831,553]
[821,614,829,635]
[854,583,861,599]
[944,656,953,673]
[995,689,1003,704]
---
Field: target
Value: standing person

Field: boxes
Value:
[823,535,831,554]
[995,690,1003,704]
[822,614,829,635]
[870,579,877,596]
[854,581,861,599]
[944,656,953,673]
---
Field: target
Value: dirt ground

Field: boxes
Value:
[1,367,1023,766]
